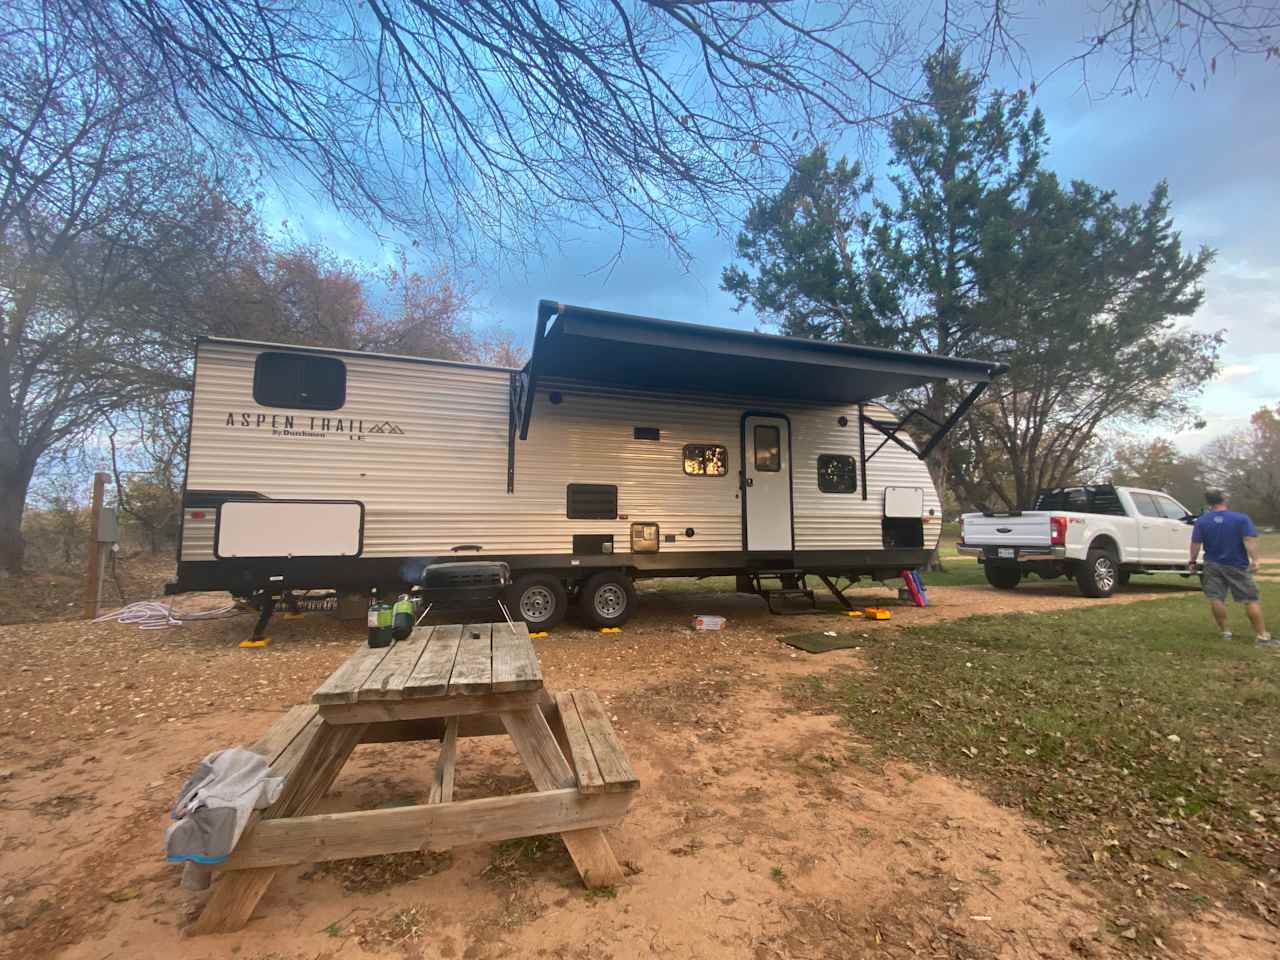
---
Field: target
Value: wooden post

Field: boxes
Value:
[83,471,109,620]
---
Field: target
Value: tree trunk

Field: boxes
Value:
[922,389,953,573]
[0,437,39,575]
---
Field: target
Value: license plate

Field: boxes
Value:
[998,548,1015,559]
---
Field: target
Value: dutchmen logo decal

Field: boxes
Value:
[223,413,405,440]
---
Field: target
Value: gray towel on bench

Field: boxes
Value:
[165,747,285,867]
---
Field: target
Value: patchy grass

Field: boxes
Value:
[1255,529,1280,556]
[305,850,453,893]
[917,560,991,588]
[352,905,433,950]
[792,584,1280,944]
[484,835,567,887]
[636,575,738,594]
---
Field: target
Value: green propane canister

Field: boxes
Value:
[367,602,393,648]
[391,596,415,642]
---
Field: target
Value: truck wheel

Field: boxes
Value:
[1076,549,1119,598]
[984,564,1022,590]
[507,574,568,629]
[580,572,637,628]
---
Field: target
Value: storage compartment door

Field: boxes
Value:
[215,500,364,558]
[884,486,925,518]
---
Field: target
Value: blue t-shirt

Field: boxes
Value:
[1192,509,1258,568]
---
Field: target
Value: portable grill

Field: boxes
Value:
[417,560,512,606]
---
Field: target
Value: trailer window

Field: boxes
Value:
[817,454,857,493]
[683,444,727,477]
[253,351,346,410]
[753,425,781,472]
[566,484,618,519]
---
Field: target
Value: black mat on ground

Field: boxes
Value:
[778,632,862,654]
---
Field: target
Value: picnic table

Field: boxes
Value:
[190,621,638,934]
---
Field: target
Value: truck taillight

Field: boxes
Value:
[1050,515,1067,546]
[958,517,965,545]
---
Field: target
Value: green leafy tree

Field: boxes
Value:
[723,52,1220,512]
[954,174,1219,509]
[1203,406,1280,525]
[725,52,1047,497]
[1107,439,1207,511]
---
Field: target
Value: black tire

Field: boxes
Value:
[1116,570,1131,588]
[1076,548,1119,598]
[506,574,568,629]
[984,563,1022,590]
[579,572,638,628]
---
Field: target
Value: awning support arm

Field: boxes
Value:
[507,372,521,493]
[861,380,991,464]
[857,403,867,501]
[918,381,989,459]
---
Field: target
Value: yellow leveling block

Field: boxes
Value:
[598,627,623,634]
[239,637,272,648]
[863,607,892,621]
[529,631,550,639]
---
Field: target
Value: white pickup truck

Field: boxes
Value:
[958,484,1198,597]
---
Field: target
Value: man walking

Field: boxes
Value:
[1189,489,1272,646]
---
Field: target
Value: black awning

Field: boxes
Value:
[507,301,1007,489]
[524,301,1004,405]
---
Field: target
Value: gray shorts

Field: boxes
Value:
[1202,562,1260,603]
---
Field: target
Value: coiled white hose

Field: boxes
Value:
[93,600,242,630]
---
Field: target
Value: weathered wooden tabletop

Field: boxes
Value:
[312,621,543,718]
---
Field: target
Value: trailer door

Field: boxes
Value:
[743,415,793,551]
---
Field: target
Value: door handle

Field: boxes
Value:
[745,478,754,487]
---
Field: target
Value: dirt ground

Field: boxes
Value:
[1,573,1275,960]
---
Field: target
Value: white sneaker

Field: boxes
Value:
[1222,631,1233,641]
[1257,633,1279,648]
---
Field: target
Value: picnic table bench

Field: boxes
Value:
[189,621,638,934]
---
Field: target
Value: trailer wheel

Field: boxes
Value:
[983,563,1021,590]
[1075,548,1118,598]
[507,574,568,629]
[580,572,637,628]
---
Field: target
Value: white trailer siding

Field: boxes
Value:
[181,342,939,562]
[790,405,940,551]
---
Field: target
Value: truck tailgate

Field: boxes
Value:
[963,513,1052,548]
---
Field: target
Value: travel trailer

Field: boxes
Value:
[168,301,1005,629]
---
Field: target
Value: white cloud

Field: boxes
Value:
[1217,363,1260,384]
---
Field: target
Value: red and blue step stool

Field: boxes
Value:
[900,569,928,607]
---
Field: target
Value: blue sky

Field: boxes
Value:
[267,25,1278,455]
